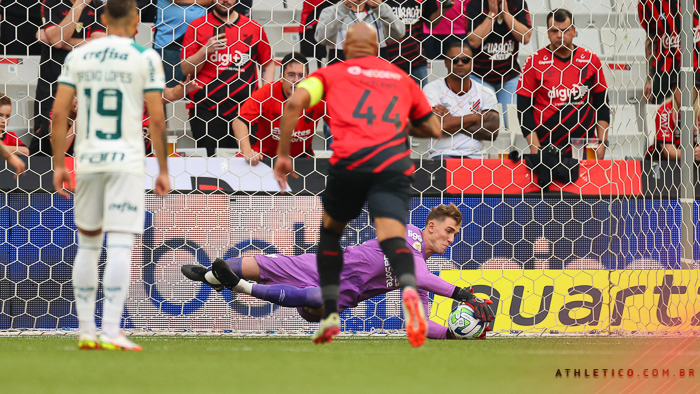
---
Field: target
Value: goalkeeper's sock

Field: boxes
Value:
[224,257,244,277]
[73,232,104,337]
[102,232,134,338]
[317,226,343,317]
[380,237,417,289]
[205,270,253,294]
[250,284,323,308]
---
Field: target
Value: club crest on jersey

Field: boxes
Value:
[76,22,84,33]
[471,99,482,112]
[412,241,422,252]
[210,50,251,68]
[548,83,589,102]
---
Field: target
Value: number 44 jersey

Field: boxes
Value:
[58,35,165,175]
[299,56,432,176]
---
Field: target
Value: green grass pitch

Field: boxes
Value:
[1,336,698,393]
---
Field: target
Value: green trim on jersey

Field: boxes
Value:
[144,88,164,93]
[130,42,148,53]
[58,81,76,89]
[297,77,324,108]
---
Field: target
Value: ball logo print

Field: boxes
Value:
[448,304,486,339]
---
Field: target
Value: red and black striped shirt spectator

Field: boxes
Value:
[381,0,426,81]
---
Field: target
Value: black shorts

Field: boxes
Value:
[322,166,412,223]
[650,69,678,104]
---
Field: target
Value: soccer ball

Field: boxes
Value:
[448,304,486,339]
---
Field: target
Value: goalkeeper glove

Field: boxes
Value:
[452,287,495,322]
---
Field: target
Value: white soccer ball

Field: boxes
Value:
[448,304,486,339]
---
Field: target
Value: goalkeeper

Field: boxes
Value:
[181,204,494,339]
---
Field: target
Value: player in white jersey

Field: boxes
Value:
[52,0,170,351]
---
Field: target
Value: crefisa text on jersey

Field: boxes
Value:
[79,152,126,164]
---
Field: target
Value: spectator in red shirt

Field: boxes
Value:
[645,87,700,161]
[0,95,30,156]
[181,0,275,157]
[516,9,610,159]
[233,52,326,165]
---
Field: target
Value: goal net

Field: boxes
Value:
[1,0,700,336]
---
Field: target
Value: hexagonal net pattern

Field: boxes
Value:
[1,0,700,337]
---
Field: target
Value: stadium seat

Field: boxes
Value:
[549,0,613,25]
[600,28,645,60]
[135,22,154,48]
[609,104,645,159]
[526,0,550,14]
[645,103,660,148]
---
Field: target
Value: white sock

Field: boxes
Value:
[204,271,220,285]
[234,280,253,295]
[204,270,252,294]
[73,232,103,337]
[102,232,134,338]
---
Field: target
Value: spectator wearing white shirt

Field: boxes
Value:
[423,42,500,159]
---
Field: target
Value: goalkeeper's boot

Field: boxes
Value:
[181,264,224,292]
[98,334,143,351]
[78,334,99,350]
[311,312,341,344]
[402,286,428,348]
[211,258,241,290]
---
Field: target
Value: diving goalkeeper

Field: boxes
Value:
[181,204,494,339]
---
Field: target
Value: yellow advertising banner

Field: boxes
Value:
[431,270,700,333]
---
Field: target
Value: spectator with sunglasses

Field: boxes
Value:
[423,42,500,159]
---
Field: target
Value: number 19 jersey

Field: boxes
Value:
[301,56,432,175]
[58,35,165,175]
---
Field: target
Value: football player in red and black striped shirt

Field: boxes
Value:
[516,9,610,158]
[181,0,274,157]
[274,23,440,347]
[638,0,700,104]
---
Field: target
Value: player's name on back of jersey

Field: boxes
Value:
[76,70,133,84]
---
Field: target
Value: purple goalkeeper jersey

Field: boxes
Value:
[255,224,456,339]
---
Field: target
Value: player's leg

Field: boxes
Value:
[98,172,146,351]
[369,173,427,347]
[183,257,323,308]
[72,173,106,350]
[312,167,367,343]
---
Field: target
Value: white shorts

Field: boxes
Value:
[74,172,145,234]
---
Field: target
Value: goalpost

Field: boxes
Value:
[1,0,700,337]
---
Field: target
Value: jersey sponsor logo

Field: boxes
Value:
[538,55,553,65]
[662,33,681,49]
[272,127,314,142]
[548,83,590,103]
[108,202,139,213]
[575,53,589,64]
[82,47,130,62]
[347,66,402,80]
[209,50,251,69]
[383,255,399,287]
[660,111,671,138]
[484,40,515,61]
[407,228,423,242]
[390,5,421,25]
